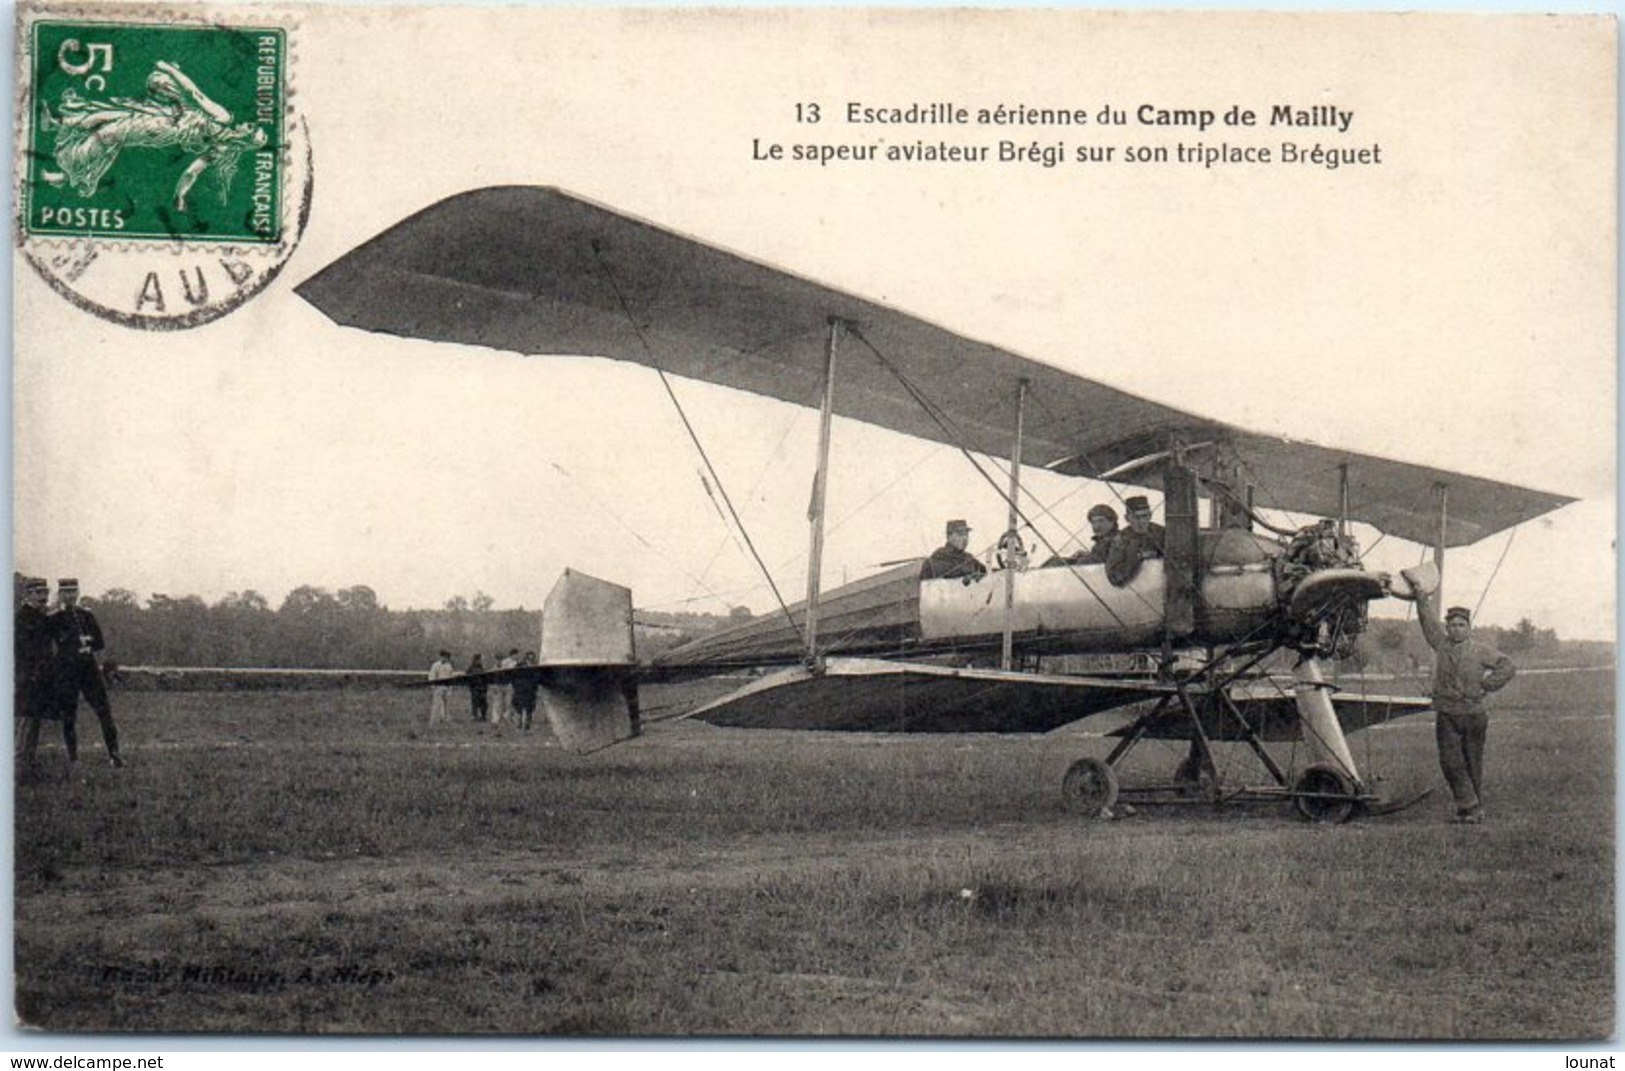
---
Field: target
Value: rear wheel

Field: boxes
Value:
[1062,757,1119,817]
[1293,763,1360,824]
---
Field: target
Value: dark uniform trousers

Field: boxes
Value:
[14,603,65,764]
[1434,707,1488,813]
[58,655,118,761]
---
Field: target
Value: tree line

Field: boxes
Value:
[11,577,737,671]
[1355,613,1609,673]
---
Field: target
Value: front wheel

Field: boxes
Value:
[1293,763,1361,824]
[1062,757,1119,817]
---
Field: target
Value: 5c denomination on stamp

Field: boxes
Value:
[16,5,311,329]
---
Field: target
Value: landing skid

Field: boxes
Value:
[1060,648,1388,824]
[1364,785,1436,817]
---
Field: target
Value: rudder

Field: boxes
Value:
[539,569,639,753]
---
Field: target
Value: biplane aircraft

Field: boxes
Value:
[296,187,1576,822]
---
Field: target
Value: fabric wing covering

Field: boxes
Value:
[677,659,1434,737]
[681,659,1172,733]
[297,186,1573,547]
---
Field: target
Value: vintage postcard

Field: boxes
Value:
[9,3,1616,1045]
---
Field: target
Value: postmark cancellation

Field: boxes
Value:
[15,4,310,328]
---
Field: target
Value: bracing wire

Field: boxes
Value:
[1472,527,1518,620]
[589,243,805,644]
[549,461,732,608]
[694,406,806,594]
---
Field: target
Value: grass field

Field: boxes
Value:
[12,668,1615,1038]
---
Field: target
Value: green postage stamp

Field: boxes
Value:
[16,6,308,327]
[26,20,285,241]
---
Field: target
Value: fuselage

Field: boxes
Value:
[655,527,1288,669]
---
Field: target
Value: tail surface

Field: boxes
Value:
[538,569,639,753]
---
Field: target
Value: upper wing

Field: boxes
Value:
[1049,429,1573,548]
[296,186,1573,547]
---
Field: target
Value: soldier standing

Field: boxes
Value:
[50,578,123,767]
[14,577,60,770]
[465,652,490,721]
[1407,573,1515,824]
[511,651,540,731]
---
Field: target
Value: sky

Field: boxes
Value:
[11,8,1617,641]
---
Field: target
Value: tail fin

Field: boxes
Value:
[538,569,639,753]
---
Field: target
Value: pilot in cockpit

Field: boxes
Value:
[920,518,988,581]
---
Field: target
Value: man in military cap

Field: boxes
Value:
[920,519,988,581]
[1406,570,1515,823]
[1105,496,1165,586]
[14,576,59,768]
[50,578,123,767]
[1049,503,1122,567]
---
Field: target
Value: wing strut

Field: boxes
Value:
[1000,379,1029,670]
[1433,482,1449,600]
[1337,462,1350,538]
[804,318,843,670]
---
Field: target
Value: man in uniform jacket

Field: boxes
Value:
[1105,496,1166,586]
[14,577,60,768]
[50,578,123,766]
[1406,572,1515,823]
[919,519,988,581]
[1046,504,1121,567]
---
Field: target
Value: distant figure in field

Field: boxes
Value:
[920,519,987,581]
[465,653,489,722]
[1407,571,1515,825]
[511,651,540,731]
[1105,496,1165,587]
[1045,504,1120,567]
[50,578,122,767]
[14,577,63,773]
[492,648,519,726]
[427,650,456,725]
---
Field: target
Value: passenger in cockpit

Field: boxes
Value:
[1106,495,1165,586]
[1044,504,1120,566]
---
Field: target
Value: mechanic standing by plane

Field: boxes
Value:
[1406,570,1515,824]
